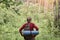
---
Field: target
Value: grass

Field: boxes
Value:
[0,3,60,40]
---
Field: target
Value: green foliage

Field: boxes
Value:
[0,1,60,40]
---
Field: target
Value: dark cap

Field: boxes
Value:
[27,17,32,22]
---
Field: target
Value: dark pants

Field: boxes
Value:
[24,35,35,40]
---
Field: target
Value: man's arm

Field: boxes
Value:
[19,24,25,36]
[33,24,39,31]
[33,23,39,37]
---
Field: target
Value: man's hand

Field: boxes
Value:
[20,31,23,36]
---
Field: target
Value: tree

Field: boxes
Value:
[54,0,60,36]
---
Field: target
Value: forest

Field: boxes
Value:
[0,0,60,40]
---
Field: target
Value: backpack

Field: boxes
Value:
[24,23,30,31]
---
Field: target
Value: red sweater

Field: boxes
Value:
[19,22,38,32]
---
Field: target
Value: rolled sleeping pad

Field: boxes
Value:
[22,31,31,35]
[22,31,39,35]
[31,31,39,35]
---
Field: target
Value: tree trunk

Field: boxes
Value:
[54,0,60,36]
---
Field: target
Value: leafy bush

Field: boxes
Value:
[0,3,60,40]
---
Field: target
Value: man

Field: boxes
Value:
[19,17,39,40]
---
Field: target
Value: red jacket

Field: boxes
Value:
[19,22,38,32]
